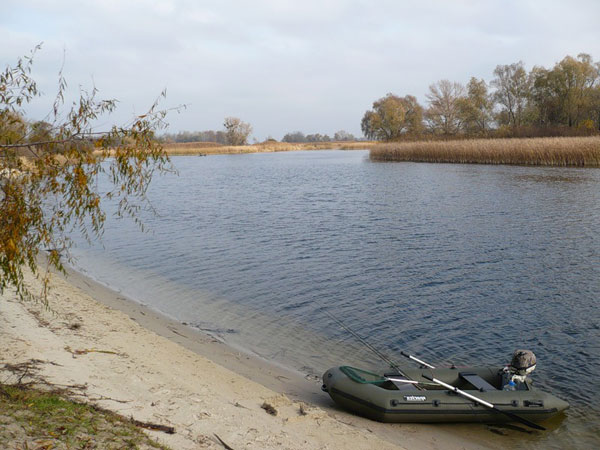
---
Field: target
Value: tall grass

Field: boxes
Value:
[162,140,372,155]
[369,136,600,167]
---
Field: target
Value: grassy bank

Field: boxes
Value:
[163,140,372,155]
[0,383,169,449]
[369,136,600,167]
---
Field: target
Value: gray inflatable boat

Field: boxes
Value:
[322,364,569,425]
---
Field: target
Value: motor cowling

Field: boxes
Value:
[509,349,536,376]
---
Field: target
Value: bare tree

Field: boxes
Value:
[333,130,355,141]
[223,117,252,145]
[425,80,465,135]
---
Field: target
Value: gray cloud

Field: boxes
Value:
[2,0,599,139]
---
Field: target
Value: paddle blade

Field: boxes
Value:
[493,407,546,431]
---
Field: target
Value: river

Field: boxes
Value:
[70,150,600,448]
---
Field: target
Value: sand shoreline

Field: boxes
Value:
[1,267,487,449]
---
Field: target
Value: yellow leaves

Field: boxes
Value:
[363,94,423,140]
[6,238,16,254]
[72,165,88,189]
[2,50,174,303]
[578,119,595,131]
[88,196,100,209]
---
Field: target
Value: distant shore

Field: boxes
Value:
[162,140,372,155]
[161,136,600,167]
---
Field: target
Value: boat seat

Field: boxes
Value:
[459,372,497,392]
[386,377,419,392]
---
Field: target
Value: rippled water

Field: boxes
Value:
[70,150,600,448]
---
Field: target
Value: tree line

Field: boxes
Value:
[162,117,252,145]
[362,53,600,140]
[162,126,357,144]
[281,130,356,143]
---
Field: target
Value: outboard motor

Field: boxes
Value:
[503,349,536,388]
[510,349,536,376]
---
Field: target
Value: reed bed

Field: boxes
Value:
[163,140,372,155]
[369,136,600,167]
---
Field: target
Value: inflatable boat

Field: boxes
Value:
[322,352,569,427]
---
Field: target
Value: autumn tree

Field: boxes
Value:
[1,48,174,302]
[333,130,355,141]
[457,77,494,135]
[491,61,531,128]
[282,131,306,142]
[529,65,556,126]
[528,54,600,129]
[424,80,465,135]
[590,84,600,130]
[361,93,423,140]
[223,117,252,145]
[163,130,227,144]
[307,133,331,142]
[0,111,28,145]
[552,54,597,127]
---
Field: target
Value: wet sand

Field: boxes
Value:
[0,267,488,449]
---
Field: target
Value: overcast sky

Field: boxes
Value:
[2,0,600,140]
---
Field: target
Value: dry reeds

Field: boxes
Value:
[162,140,372,155]
[369,136,600,167]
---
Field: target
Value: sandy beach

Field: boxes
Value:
[0,267,480,449]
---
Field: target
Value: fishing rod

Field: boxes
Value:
[325,310,437,373]
[400,351,435,369]
[324,310,407,377]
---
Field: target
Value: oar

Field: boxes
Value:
[385,377,420,385]
[400,351,435,369]
[385,376,438,388]
[421,374,546,431]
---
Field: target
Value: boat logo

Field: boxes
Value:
[404,395,427,402]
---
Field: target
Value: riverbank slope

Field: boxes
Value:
[0,269,472,449]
